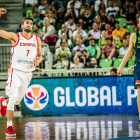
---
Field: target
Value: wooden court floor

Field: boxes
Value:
[0,115,140,140]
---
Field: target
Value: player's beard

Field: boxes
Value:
[23,28,31,33]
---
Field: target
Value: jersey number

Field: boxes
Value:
[26,50,30,56]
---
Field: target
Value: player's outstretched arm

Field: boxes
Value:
[34,37,42,67]
[117,33,134,76]
[0,8,17,42]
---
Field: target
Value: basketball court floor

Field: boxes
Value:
[0,115,140,140]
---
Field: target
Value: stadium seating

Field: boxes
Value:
[125,25,133,33]
[115,18,125,28]
[128,58,134,68]
[99,59,112,68]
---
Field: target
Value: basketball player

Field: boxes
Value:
[117,18,140,126]
[0,8,42,136]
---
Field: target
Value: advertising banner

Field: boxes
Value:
[21,76,138,116]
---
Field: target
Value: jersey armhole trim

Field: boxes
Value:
[36,35,38,47]
[12,33,20,47]
[134,33,136,47]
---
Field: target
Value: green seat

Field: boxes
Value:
[114,58,127,68]
[115,18,125,28]
[99,59,112,68]
[125,25,133,33]
[128,58,134,68]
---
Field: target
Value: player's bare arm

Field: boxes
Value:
[34,37,42,66]
[117,33,134,76]
[0,8,18,45]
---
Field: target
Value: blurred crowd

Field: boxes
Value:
[18,0,139,73]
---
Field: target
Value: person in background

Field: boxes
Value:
[113,35,122,55]
[86,38,100,59]
[73,24,87,42]
[72,38,86,56]
[26,0,38,7]
[126,34,130,44]
[43,10,56,26]
[88,23,101,43]
[132,26,139,35]
[95,0,107,15]
[58,24,73,40]
[98,0,106,15]
[112,22,130,40]
[99,11,108,24]
[106,0,119,17]
[55,33,72,49]
[95,15,104,30]
[33,25,43,38]
[102,37,117,60]
[53,42,70,69]
[110,67,117,75]
[81,50,91,66]
[85,34,93,47]
[67,0,81,11]
[31,11,41,27]
[98,31,108,48]
[65,17,76,32]
[118,39,129,58]
[120,0,129,17]
[38,0,47,20]
[26,4,36,18]
[105,23,112,36]
[107,14,119,30]
[70,56,84,69]
[82,9,93,30]
[125,6,137,25]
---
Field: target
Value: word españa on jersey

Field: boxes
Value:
[20,42,36,47]
[18,60,34,64]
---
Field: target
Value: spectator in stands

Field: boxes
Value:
[86,39,100,59]
[81,50,91,66]
[33,25,43,38]
[95,0,107,15]
[52,0,65,29]
[66,2,79,19]
[113,35,122,54]
[82,9,93,30]
[112,22,130,40]
[118,39,128,58]
[78,17,84,29]
[53,42,70,69]
[26,0,38,7]
[99,11,108,24]
[67,0,81,11]
[106,0,119,17]
[120,0,129,17]
[70,49,81,64]
[55,33,72,49]
[130,65,134,75]
[38,0,47,20]
[107,14,119,30]
[125,6,137,25]
[85,34,93,47]
[136,0,140,14]
[70,56,84,69]
[31,11,41,27]
[26,4,36,18]
[95,15,104,30]
[42,19,57,45]
[73,24,87,42]
[98,0,106,15]
[105,23,112,36]
[102,37,117,60]
[88,23,101,43]
[72,38,86,56]
[110,67,117,75]
[98,31,108,48]
[43,10,56,26]
[132,26,139,34]
[65,17,76,32]
[58,24,73,40]
[126,34,130,44]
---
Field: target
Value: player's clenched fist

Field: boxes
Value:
[0,8,7,16]
[34,58,39,66]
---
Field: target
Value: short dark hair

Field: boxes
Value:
[32,11,38,15]
[70,2,74,5]
[60,42,66,46]
[105,37,112,41]
[89,38,95,41]
[77,24,82,27]
[22,17,33,24]
[110,68,117,74]
[76,49,81,52]
[82,50,87,53]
